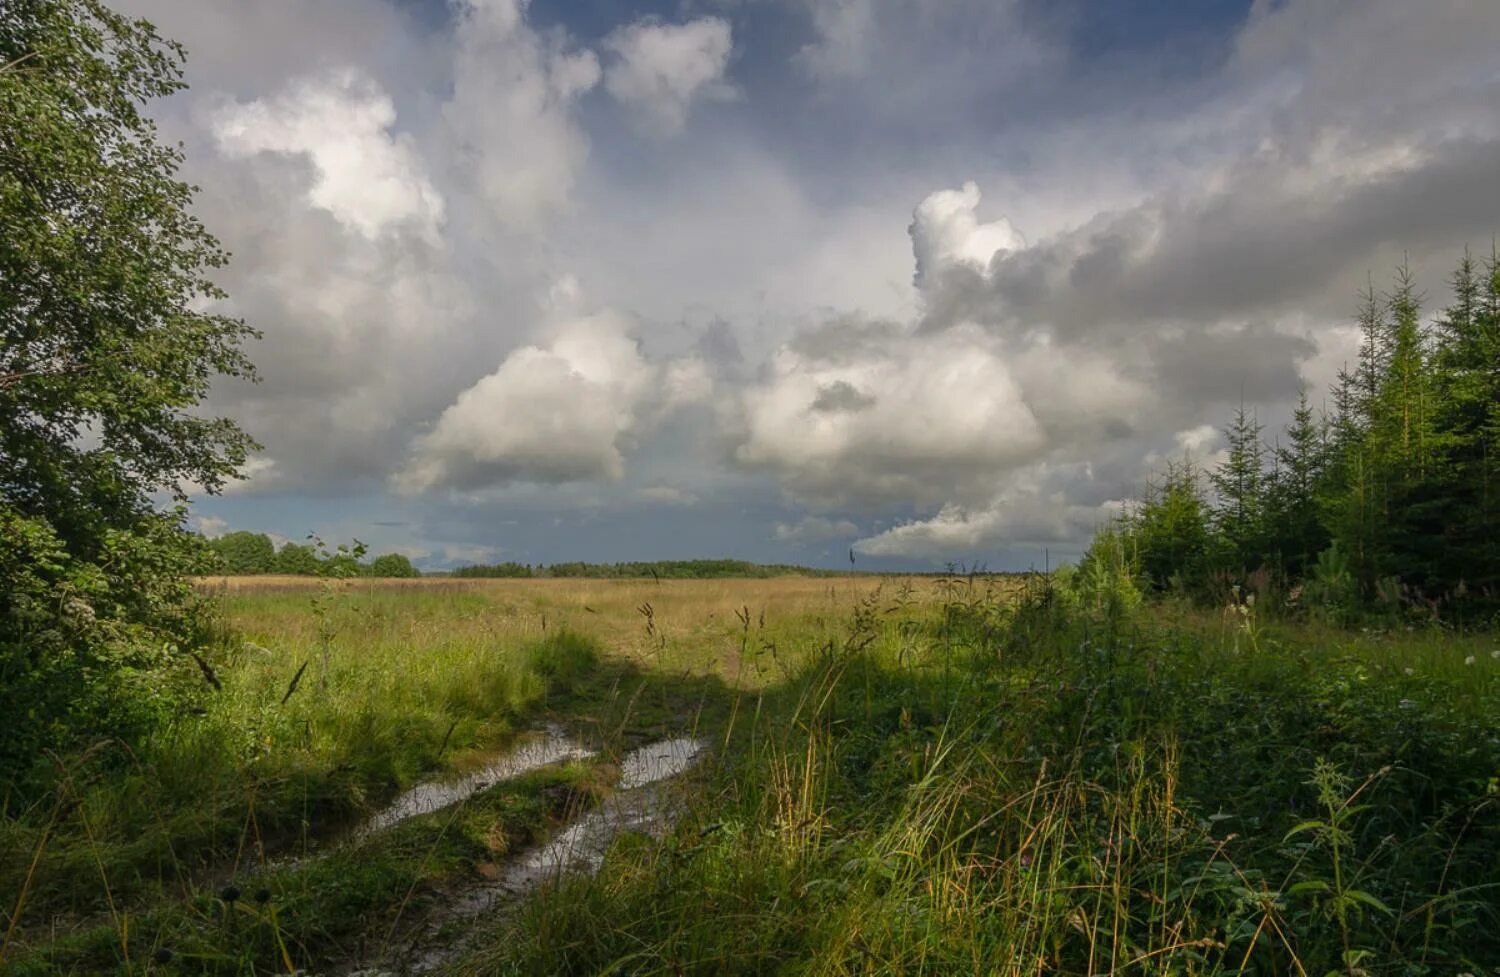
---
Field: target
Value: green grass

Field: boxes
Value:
[0,581,607,963]
[464,584,1500,976]
[8,762,603,976]
[5,577,1498,975]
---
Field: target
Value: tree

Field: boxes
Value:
[1209,405,1268,575]
[1,0,257,798]
[208,531,275,574]
[1127,461,1210,593]
[1266,391,1329,579]
[274,541,322,575]
[1422,248,1500,604]
[369,553,419,578]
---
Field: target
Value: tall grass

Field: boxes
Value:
[470,579,1500,975]
[0,581,601,951]
[0,576,898,973]
[6,576,1496,975]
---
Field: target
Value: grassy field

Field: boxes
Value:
[0,575,945,974]
[4,575,1498,975]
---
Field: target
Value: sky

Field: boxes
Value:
[122,0,1500,571]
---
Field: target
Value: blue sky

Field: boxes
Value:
[119,0,1500,569]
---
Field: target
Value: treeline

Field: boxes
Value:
[205,532,420,578]
[452,559,849,579]
[1082,249,1500,620]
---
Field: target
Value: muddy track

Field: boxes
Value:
[346,736,707,976]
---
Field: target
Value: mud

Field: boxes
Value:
[391,736,708,974]
[360,726,594,835]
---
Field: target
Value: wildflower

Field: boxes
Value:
[1491,649,1499,660]
[1403,667,1414,676]
[153,948,173,965]
[255,888,272,904]
[1465,656,1476,666]
[220,885,241,904]
[62,596,96,625]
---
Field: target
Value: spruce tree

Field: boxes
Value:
[1267,390,1329,579]
[1424,248,1500,605]
[1209,405,1268,575]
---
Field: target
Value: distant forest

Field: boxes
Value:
[199,539,865,579]
[450,559,857,579]
[203,532,419,578]
[1075,250,1500,621]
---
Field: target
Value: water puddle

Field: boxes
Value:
[394,736,707,974]
[361,726,594,835]
[618,737,705,789]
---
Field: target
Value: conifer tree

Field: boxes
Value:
[1127,461,1210,593]
[1267,390,1329,579]
[1210,405,1268,574]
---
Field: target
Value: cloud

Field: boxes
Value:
[638,484,699,506]
[733,160,1339,558]
[440,543,502,567]
[795,0,874,79]
[919,142,1500,345]
[734,318,1047,509]
[774,516,859,542]
[107,0,1500,568]
[210,69,444,241]
[192,515,229,539]
[396,311,709,492]
[910,181,1024,288]
[444,0,601,228]
[853,465,1122,559]
[181,455,281,498]
[604,16,734,132]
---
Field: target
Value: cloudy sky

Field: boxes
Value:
[129,0,1500,570]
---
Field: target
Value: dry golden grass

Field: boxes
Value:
[197,575,1008,687]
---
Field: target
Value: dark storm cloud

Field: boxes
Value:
[924,138,1500,342]
[111,0,1500,567]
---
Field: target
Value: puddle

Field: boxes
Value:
[361,726,594,835]
[394,736,707,974]
[618,737,705,789]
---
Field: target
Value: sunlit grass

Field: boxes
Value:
[5,576,1497,975]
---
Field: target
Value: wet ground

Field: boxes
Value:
[361,726,595,834]
[348,733,707,975]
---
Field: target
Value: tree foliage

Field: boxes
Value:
[1099,249,1500,619]
[450,559,853,579]
[0,0,257,797]
[200,532,424,577]
[368,553,419,578]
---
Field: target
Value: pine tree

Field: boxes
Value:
[1210,404,1268,574]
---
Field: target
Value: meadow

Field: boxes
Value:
[3,574,1498,975]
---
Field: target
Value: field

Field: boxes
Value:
[4,575,1499,975]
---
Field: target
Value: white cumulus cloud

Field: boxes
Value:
[603,16,734,132]
[396,311,709,492]
[211,69,444,241]
[735,320,1046,509]
[854,466,1124,559]
[910,181,1024,289]
[444,0,601,227]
